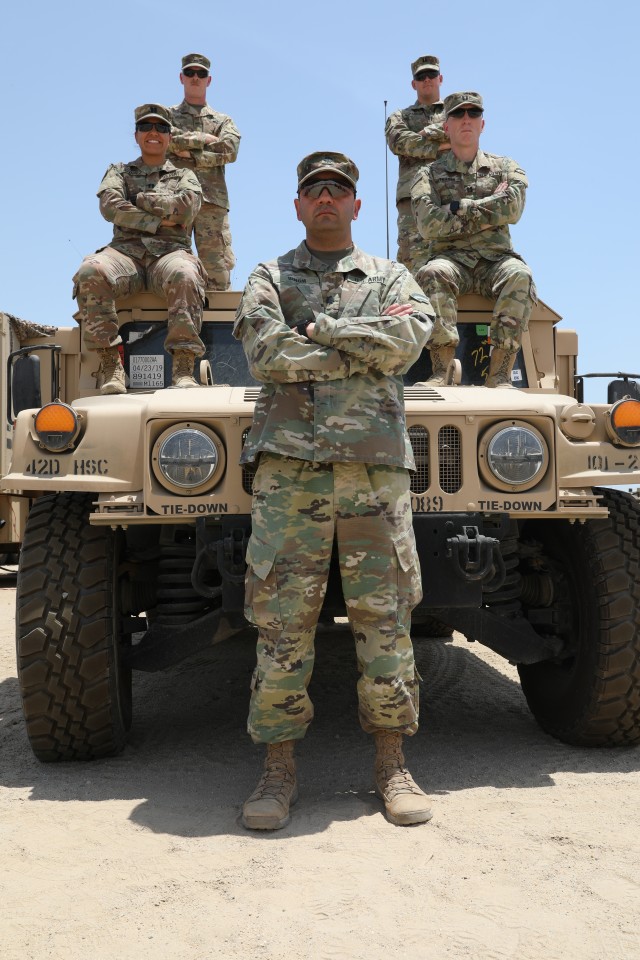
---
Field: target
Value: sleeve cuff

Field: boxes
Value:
[308,312,334,345]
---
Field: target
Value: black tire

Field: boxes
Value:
[518,489,640,746]
[411,615,454,639]
[16,492,132,761]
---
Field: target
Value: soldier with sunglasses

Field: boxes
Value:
[234,151,435,832]
[169,53,241,293]
[385,55,449,273]
[73,104,207,395]
[411,92,536,388]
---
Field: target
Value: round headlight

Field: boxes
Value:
[33,401,80,451]
[152,424,225,495]
[606,399,640,447]
[479,421,548,491]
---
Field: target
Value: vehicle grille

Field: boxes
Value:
[438,425,462,493]
[408,425,429,492]
[241,416,463,498]
[241,427,254,495]
[409,423,462,494]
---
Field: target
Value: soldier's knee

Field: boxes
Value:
[511,264,533,287]
[415,260,456,289]
[74,258,102,287]
[499,261,533,291]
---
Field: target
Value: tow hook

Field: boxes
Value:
[215,528,249,586]
[446,525,506,590]
[192,520,249,609]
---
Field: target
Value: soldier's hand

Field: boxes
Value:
[422,126,447,141]
[493,181,509,195]
[438,142,451,152]
[174,149,193,159]
[382,304,413,317]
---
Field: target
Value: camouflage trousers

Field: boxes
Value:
[245,455,423,744]
[193,202,235,292]
[396,198,432,274]
[73,245,206,356]
[416,255,535,353]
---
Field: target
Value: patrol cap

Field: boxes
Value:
[182,53,211,72]
[444,91,484,117]
[134,103,172,125]
[297,151,359,190]
[412,55,440,77]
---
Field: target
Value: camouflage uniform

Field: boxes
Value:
[385,55,448,272]
[73,156,207,356]
[234,240,434,743]
[386,102,447,271]
[169,101,240,291]
[412,143,535,353]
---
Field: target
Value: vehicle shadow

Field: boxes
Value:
[1,624,638,839]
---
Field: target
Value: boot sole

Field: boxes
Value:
[384,807,434,826]
[241,786,298,831]
[241,811,290,831]
[375,786,433,826]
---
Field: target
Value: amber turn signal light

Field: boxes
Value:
[606,399,640,447]
[33,402,79,451]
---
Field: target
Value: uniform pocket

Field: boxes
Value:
[244,535,283,630]
[393,526,423,610]
[246,535,277,581]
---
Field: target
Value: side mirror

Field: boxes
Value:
[6,344,61,423]
[608,378,640,404]
[11,354,41,417]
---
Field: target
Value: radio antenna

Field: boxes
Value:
[384,100,390,259]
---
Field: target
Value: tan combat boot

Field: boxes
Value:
[171,350,199,388]
[485,347,517,388]
[426,344,456,386]
[374,731,433,826]
[242,740,298,830]
[97,347,126,395]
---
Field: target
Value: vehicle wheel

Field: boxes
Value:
[16,492,132,760]
[411,615,454,639]
[518,489,640,746]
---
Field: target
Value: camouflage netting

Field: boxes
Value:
[3,312,57,341]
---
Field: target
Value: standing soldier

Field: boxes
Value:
[169,53,240,293]
[385,55,449,273]
[411,92,536,388]
[234,151,435,831]
[73,104,207,394]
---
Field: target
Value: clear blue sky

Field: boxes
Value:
[2,0,638,402]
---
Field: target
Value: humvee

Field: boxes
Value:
[2,292,639,759]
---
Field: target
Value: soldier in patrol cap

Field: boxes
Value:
[411,92,536,388]
[73,103,207,394]
[234,150,436,831]
[169,53,241,293]
[385,55,449,273]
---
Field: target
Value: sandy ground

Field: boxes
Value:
[1,569,639,960]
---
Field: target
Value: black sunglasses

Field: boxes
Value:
[183,68,209,78]
[415,69,439,81]
[299,179,355,199]
[136,121,171,134]
[447,107,484,119]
